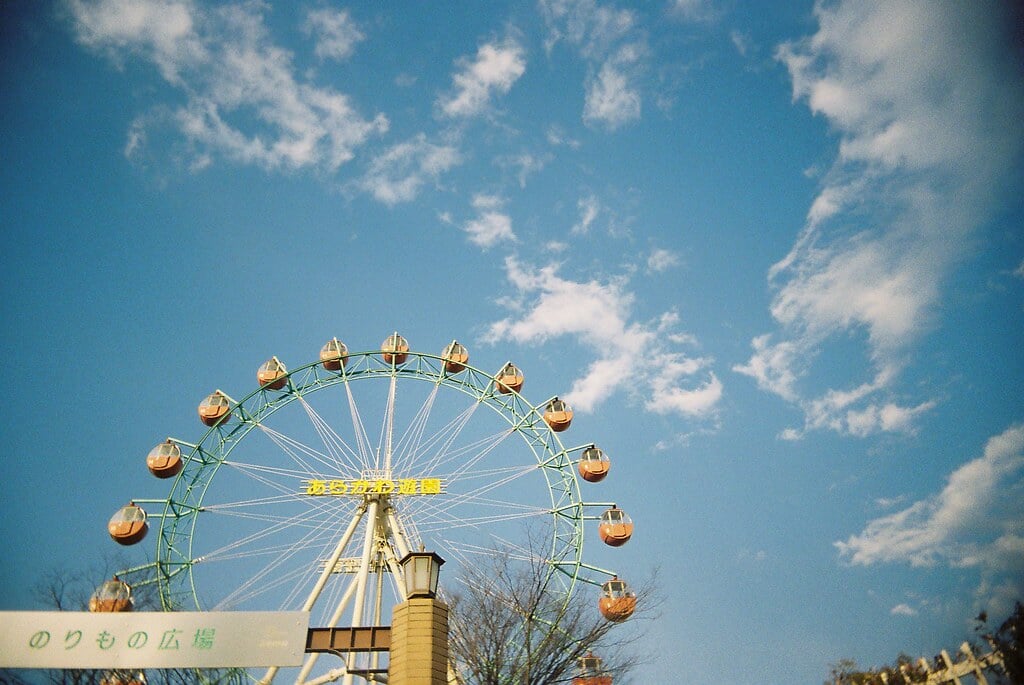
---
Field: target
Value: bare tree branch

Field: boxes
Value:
[447,548,659,685]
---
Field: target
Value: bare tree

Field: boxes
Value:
[978,602,1024,684]
[446,551,658,685]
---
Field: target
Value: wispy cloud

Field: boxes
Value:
[69,0,388,172]
[358,134,460,204]
[438,39,526,118]
[666,0,717,23]
[890,603,917,617]
[539,0,646,130]
[729,30,751,57]
[497,152,551,188]
[546,125,580,149]
[484,259,720,419]
[647,248,680,273]
[735,2,1024,438]
[572,195,600,235]
[837,424,1024,613]
[583,44,643,130]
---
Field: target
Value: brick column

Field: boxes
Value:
[388,597,449,685]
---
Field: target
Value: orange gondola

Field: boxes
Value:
[578,445,610,483]
[598,577,636,622]
[381,333,409,365]
[598,508,633,547]
[495,363,524,394]
[146,439,183,479]
[257,356,287,390]
[573,653,613,685]
[320,338,348,371]
[543,397,573,432]
[442,340,469,373]
[89,577,133,613]
[198,390,231,426]
[108,502,148,546]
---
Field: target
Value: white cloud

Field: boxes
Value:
[736,2,1024,437]
[359,134,460,204]
[843,400,936,437]
[439,39,526,118]
[733,334,801,403]
[462,194,516,248]
[69,0,206,83]
[584,45,642,130]
[667,0,716,23]
[303,8,364,61]
[124,117,146,158]
[646,371,722,416]
[484,259,720,418]
[572,195,600,235]
[1014,259,1024,279]
[545,125,580,149]
[836,425,1024,601]
[730,30,751,57]
[647,248,679,273]
[69,0,388,172]
[890,603,917,617]
[539,0,636,59]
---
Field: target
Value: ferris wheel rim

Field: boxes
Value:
[152,350,597,608]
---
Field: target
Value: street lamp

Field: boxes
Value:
[399,550,445,599]
[391,551,449,685]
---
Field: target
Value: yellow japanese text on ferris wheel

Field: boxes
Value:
[303,478,444,496]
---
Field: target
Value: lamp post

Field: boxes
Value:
[389,551,449,685]
[400,551,444,599]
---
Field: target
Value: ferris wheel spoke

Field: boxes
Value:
[386,379,441,472]
[342,379,377,472]
[446,537,539,563]
[437,429,520,484]
[210,509,349,610]
[202,506,334,528]
[408,463,541,524]
[204,539,329,564]
[415,509,547,532]
[214,465,355,524]
[395,401,484,476]
[257,420,359,480]
[201,478,355,525]
[198,501,345,566]
[216,547,322,610]
[216,463,309,502]
[295,395,365,476]
[223,460,318,482]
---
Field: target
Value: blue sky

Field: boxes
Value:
[2,1,1023,682]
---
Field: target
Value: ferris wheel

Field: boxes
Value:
[99,334,637,684]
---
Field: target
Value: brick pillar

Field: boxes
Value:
[388,598,449,685]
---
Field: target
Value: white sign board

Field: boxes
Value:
[0,611,309,669]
